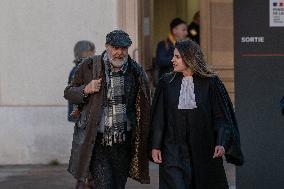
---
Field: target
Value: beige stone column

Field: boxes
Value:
[117,0,139,62]
[200,0,235,102]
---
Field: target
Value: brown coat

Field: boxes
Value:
[64,54,151,183]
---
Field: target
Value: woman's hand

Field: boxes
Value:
[152,149,162,164]
[213,146,225,158]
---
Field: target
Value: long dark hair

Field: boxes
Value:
[175,39,215,77]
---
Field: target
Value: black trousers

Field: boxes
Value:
[89,133,132,189]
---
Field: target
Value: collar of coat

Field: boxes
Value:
[86,51,150,104]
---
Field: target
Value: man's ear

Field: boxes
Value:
[105,44,109,48]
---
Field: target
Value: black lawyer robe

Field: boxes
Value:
[150,73,242,189]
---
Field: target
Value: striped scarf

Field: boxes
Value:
[101,53,128,146]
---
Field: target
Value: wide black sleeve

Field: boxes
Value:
[149,78,166,150]
[210,77,231,150]
[210,76,244,166]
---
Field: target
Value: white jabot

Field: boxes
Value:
[178,76,197,109]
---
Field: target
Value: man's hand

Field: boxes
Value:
[213,146,225,158]
[152,149,162,164]
[84,78,102,95]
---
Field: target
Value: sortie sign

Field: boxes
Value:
[234,0,284,188]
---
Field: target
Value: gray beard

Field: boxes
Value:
[107,54,128,68]
[106,50,128,68]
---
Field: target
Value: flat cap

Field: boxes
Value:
[105,30,132,48]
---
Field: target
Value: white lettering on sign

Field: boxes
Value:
[241,37,265,43]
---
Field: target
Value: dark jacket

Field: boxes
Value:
[150,73,243,189]
[67,64,81,122]
[64,53,151,183]
[188,22,200,45]
[156,39,174,79]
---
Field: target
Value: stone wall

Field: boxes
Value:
[0,0,118,164]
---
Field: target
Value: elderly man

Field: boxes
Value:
[64,30,151,189]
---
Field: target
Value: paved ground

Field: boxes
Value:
[0,162,235,189]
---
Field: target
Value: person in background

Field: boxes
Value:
[67,40,96,189]
[188,11,200,45]
[155,18,188,79]
[67,40,95,122]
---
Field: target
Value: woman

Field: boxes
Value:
[68,40,95,122]
[150,39,243,189]
[67,40,95,189]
